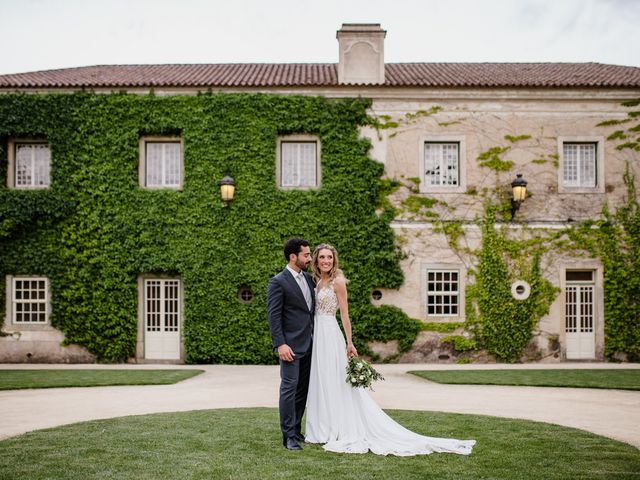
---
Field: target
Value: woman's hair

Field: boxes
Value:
[312,243,346,283]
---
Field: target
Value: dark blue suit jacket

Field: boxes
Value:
[267,268,315,354]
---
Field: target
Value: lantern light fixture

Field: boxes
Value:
[219,175,235,205]
[510,174,528,218]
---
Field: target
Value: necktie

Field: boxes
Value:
[297,273,312,310]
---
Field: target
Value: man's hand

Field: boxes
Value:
[278,344,295,362]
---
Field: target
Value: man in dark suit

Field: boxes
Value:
[267,238,315,451]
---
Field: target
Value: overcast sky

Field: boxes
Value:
[1,0,639,75]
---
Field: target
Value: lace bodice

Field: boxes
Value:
[315,283,339,316]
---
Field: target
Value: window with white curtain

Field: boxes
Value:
[562,143,596,188]
[279,140,318,188]
[14,143,51,188]
[141,139,182,188]
[424,142,459,187]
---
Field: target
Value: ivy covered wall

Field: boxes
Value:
[0,93,420,363]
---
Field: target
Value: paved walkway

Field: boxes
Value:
[1,362,639,449]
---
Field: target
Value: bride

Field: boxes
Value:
[304,243,476,456]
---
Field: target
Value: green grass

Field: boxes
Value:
[0,369,204,390]
[0,409,637,479]
[409,369,640,390]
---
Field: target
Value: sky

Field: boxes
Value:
[0,0,639,75]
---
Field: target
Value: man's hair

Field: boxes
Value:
[284,238,310,261]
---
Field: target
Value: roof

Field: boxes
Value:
[1,62,640,89]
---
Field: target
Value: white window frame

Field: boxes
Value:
[419,135,466,193]
[6,139,51,189]
[5,275,51,326]
[139,137,184,189]
[421,263,465,320]
[276,135,321,189]
[558,137,605,194]
[559,262,604,360]
[136,274,184,361]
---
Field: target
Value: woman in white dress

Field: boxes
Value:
[304,243,476,456]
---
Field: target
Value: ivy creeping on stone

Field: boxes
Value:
[465,203,558,362]
[0,92,419,363]
[597,99,640,152]
[569,164,640,361]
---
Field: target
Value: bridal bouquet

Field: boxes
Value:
[345,356,384,390]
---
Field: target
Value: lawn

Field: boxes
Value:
[409,369,640,390]
[0,369,203,390]
[0,408,638,480]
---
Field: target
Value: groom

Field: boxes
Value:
[267,238,315,451]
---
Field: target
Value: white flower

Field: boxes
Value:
[350,377,357,383]
[356,363,362,370]
[359,375,365,380]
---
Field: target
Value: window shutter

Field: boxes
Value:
[424,143,459,187]
[15,144,50,188]
[146,143,163,187]
[163,143,181,186]
[281,141,317,187]
[579,144,596,188]
[563,144,579,187]
[563,143,596,188]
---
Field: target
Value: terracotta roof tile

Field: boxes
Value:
[0,62,639,89]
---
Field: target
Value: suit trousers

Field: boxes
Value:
[279,349,312,438]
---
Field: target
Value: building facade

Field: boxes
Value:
[1,24,639,363]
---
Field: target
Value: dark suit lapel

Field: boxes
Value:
[283,268,310,311]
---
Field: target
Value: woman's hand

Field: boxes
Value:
[347,342,358,358]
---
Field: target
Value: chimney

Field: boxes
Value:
[337,23,386,85]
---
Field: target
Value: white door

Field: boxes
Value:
[565,271,595,359]
[144,279,181,360]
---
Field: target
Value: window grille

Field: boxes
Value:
[426,270,459,316]
[12,277,48,323]
[565,285,594,333]
[15,143,50,188]
[145,142,182,188]
[144,279,180,333]
[563,143,596,188]
[565,270,595,334]
[237,286,255,304]
[424,143,459,187]
[281,141,317,187]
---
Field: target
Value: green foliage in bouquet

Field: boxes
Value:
[346,356,385,390]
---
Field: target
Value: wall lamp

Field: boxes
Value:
[218,175,235,205]
[511,174,528,218]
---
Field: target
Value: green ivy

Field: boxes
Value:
[465,203,558,362]
[477,146,514,171]
[0,92,418,363]
[441,335,477,351]
[568,164,640,360]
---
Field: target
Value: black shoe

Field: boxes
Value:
[293,433,305,443]
[283,437,303,451]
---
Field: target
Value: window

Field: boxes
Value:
[426,270,459,316]
[139,138,183,188]
[563,143,596,188]
[419,136,466,193]
[144,279,180,333]
[558,137,604,193]
[237,286,255,304]
[424,142,459,187]
[10,277,49,324]
[277,135,320,188]
[7,141,51,188]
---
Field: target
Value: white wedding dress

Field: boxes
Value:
[305,283,476,456]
